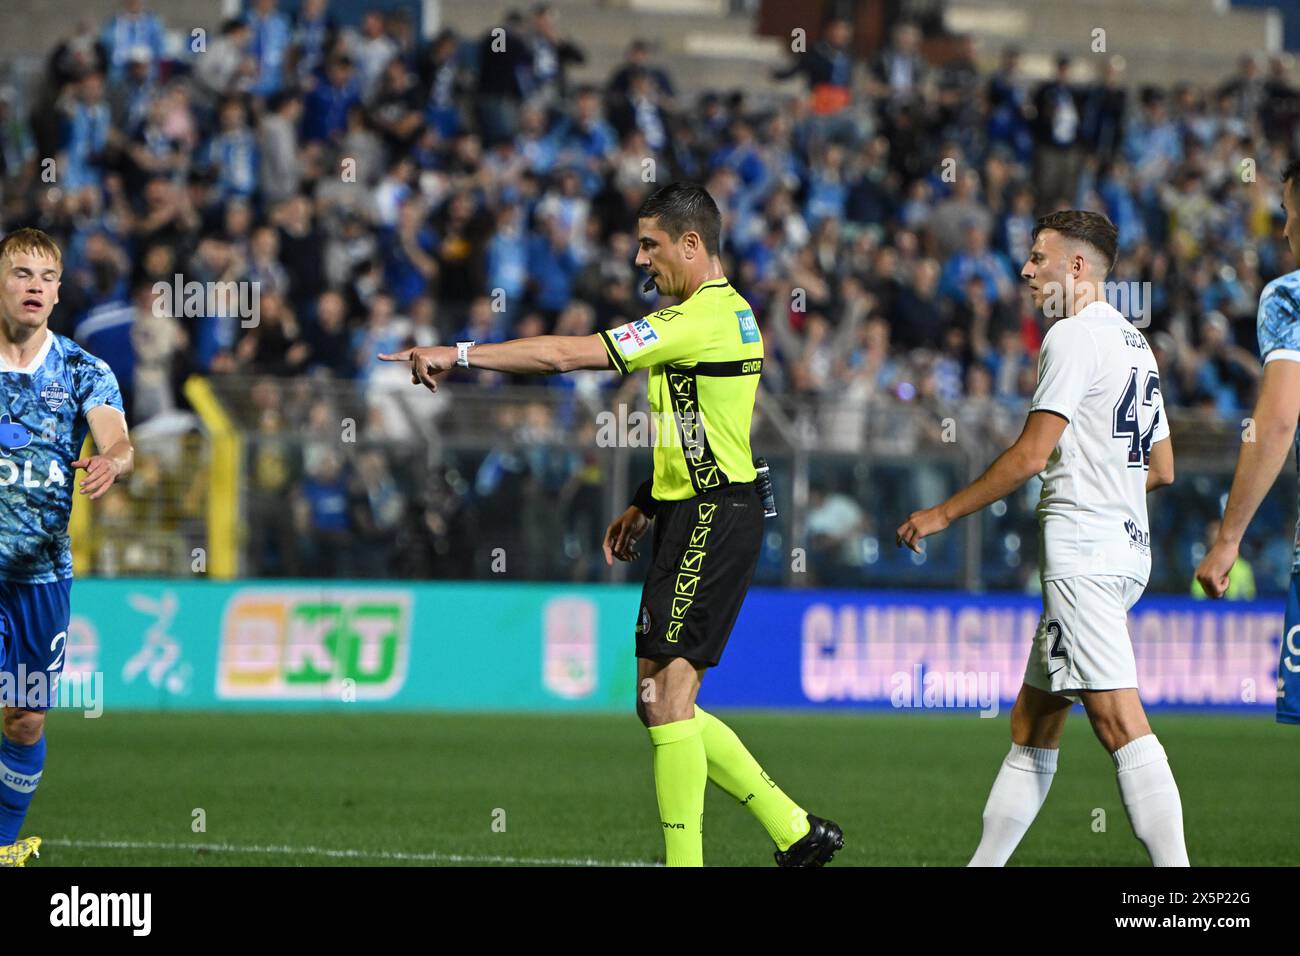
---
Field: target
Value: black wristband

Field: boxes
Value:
[630,478,657,518]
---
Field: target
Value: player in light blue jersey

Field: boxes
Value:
[0,228,133,865]
[1196,160,1300,725]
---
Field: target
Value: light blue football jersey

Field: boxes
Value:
[0,330,123,583]
[1256,268,1300,573]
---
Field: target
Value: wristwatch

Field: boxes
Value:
[456,341,475,368]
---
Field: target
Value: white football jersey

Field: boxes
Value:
[1028,300,1169,584]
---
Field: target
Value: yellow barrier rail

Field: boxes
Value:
[68,434,93,575]
[183,376,242,578]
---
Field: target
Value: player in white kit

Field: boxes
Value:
[896,211,1190,867]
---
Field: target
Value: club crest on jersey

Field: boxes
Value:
[40,382,68,411]
[0,414,32,457]
[613,319,660,358]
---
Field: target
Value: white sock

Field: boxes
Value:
[968,743,1058,867]
[1113,734,1189,867]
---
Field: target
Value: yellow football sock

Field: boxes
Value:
[696,706,809,851]
[647,716,707,867]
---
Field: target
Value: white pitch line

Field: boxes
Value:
[46,838,658,868]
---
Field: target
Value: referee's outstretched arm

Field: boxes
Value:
[378,334,613,390]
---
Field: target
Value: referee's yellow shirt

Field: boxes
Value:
[598,278,763,502]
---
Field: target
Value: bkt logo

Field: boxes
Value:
[1123,519,1150,549]
[217,589,410,700]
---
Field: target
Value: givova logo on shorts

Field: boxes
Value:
[217,589,410,699]
[667,501,716,642]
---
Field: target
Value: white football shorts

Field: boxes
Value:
[1023,574,1145,696]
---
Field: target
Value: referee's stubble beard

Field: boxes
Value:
[635,217,724,302]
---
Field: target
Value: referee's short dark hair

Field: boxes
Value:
[1032,209,1118,272]
[636,182,722,257]
[1282,158,1300,190]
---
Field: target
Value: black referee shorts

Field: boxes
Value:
[634,482,763,667]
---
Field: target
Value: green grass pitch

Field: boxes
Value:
[27,709,1297,866]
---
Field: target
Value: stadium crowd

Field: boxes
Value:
[0,0,1296,584]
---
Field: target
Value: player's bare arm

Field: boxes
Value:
[1195,358,1300,597]
[1145,436,1174,492]
[602,505,650,565]
[378,334,613,391]
[896,410,1068,553]
[73,404,134,500]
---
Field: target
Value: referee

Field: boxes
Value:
[380,182,843,867]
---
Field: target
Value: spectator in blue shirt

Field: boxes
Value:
[247,0,292,97]
[292,0,335,85]
[983,326,1033,408]
[302,54,361,145]
[997,185,1037,265]
[986,46,1034,163]
[485,205,530,307]
[939,224,1016,307]
[381,196,438,311]
[107,46,159,132]
[515,104,560,176]
[294,449,353,573]
[558,87,616,172]
[61,72,112,190]
[74,278,136,412]
[803,142,849,224]
[421,29,465,139]
[350,292,408,383]
[710,119,767,202]
[1096,158,1147,251]
[206,96,259,200]
[528,215,583,318]
[1123,88,1183,183]
[608,38,675,103]
[100,0,165,82]
[528,4,586,104]
[454,295,509,354]
[610,69,669,155]
[1192,312,1260,416]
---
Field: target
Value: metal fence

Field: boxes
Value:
[71,415,210,577]
[71,374,1297,596]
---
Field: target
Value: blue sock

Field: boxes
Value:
[0,735,46,844]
